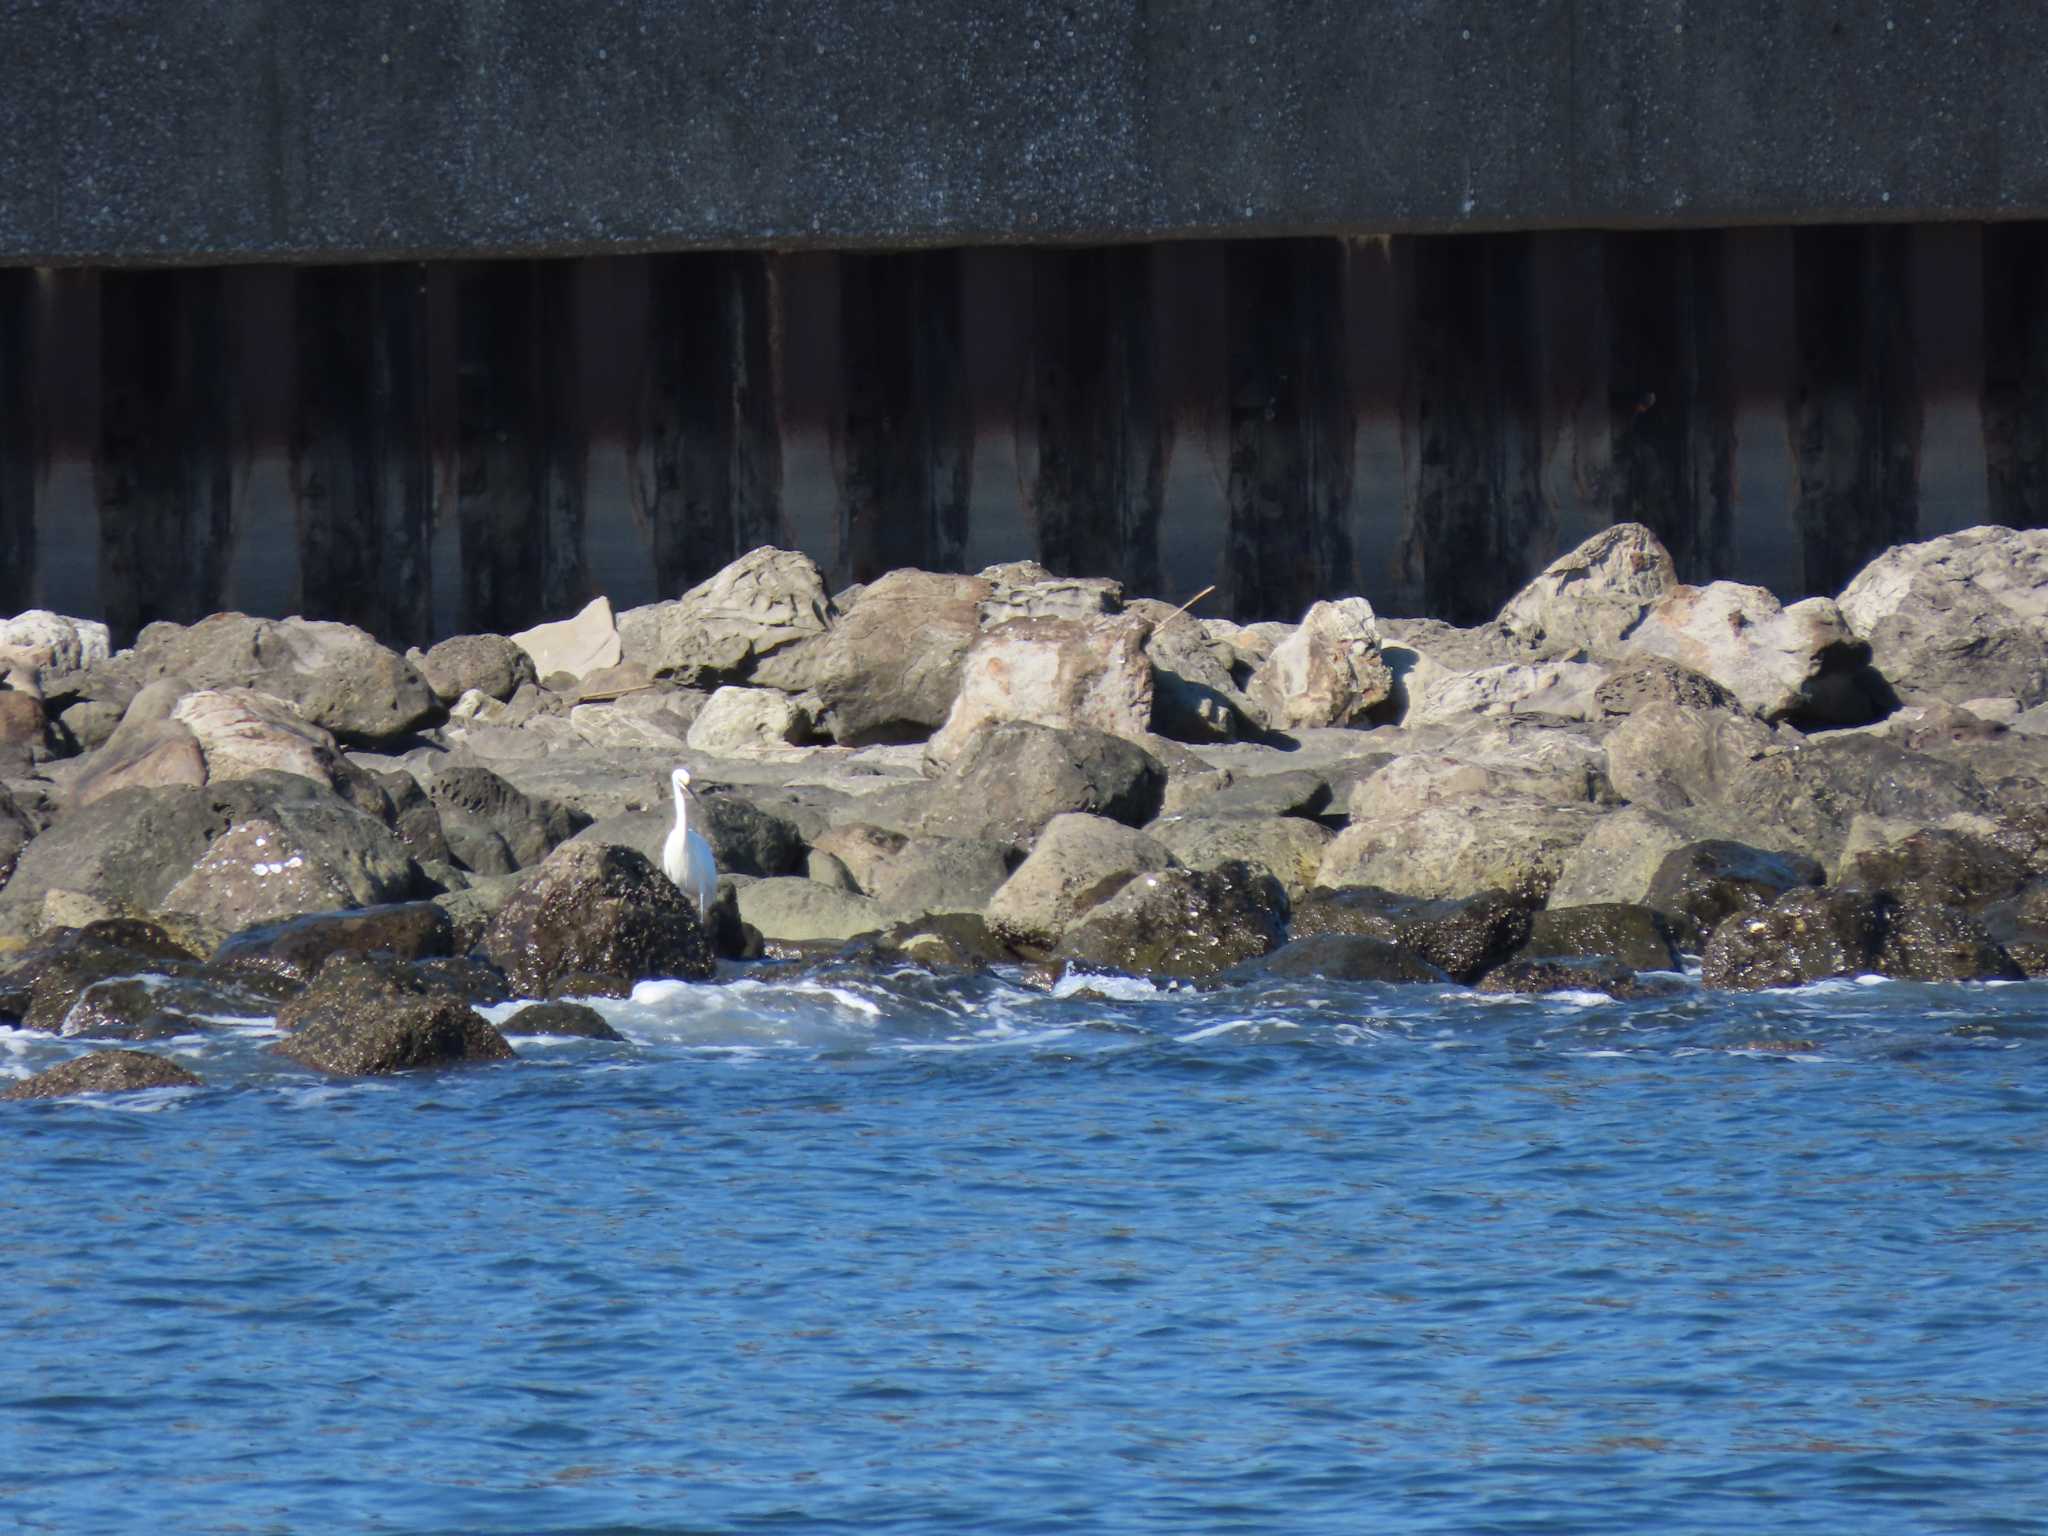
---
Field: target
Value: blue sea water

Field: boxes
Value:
[4,963,2047,1536]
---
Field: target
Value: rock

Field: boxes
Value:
[0,690,47,769]
[374,770,454,867]
[0,782,33,889]
[127,612,436,742]
[906,722,1167,846]
[874,912,1018,969]
[807,848,859,891]
[1191,770,1334,820]
[985,813,1176,950]
[1645,840,1825,944]
[1624,583,1877,724]
[479,842,714,997]
[978,565,1122,623]
[414,634,538,705]
[1592,659,1742,718]
[569,793,806,879]
[684,686,814,754]
[1345,743,1614,822]
[807,824,909,892]
[69,679,209,807]
[499,1000,625,1041]
[275,990,513,1076]
[431,875,522,953]
[1876,902,2024,983]
[510,596,622,682]
[5,921,204,1033]
[57,697,125,753]
[1838,825,2034,910]
[0,786,224,925]
[1543,807,1704,910]
[1255,933,1449,984]
[211,902,455,984]
[1520,904,1682,972]
[1290,887,1532,983]
[1317,800,1607,904]
[3,1049,201,1100]
[0,610,113,689]
[1837,525,2048,707]
[1130,603,1255,741]
[1399,661,1610,728]
[1712,736,1997,869]
[617,546,834,686]
[1603,701,1792,811]
[428,765,590,876]
[735,878,889,944]
[1476,956,1680,1000]
[1146,814,1333,900]
[927,614,1155,764]
[1247,598,1393,730]
[1700,888,1887,990]
[169,687,345,788]
[1053,861,1288,980]
[163,817,382,931]
[1496,523,1679,657]
[57,972,281,1039]
[860,836,1015,918]
[753,569,987,745]
[567,698,695,752]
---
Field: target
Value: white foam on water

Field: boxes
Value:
[1541,990,1620,1009]
[1050,971,1164,1003]
[67,1085,202,1113]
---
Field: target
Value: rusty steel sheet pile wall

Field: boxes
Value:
[2,228,2044,646]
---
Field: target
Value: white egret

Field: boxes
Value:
[662,765,718,924]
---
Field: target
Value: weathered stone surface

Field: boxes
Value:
[735,878,889,944]
[1255,933,1449,984]
[1399,661,1610,728]
[905,722,1166,846]
[1546,806,1710,909]
[211,902,455,984]
[0,690,47,769]
[1346,743,1614,823]
[1837,525,2048,707]
[0,611,113,688]
[510,596,621,682]
[566,697,695,752]
[1700,888,1886,990]
[1876,902,2024,983]
[1053,861,1288,979]
[1146,814,1333,900]
[874,912,1018,970]
[1592,659,1742,718]
[1520,904,1682,972]
[684,686,814,754]
[70,680,209,807]
[499,1000,625,1040]
[58,973,280,1039]
[1289,886,1532,983]
[1317,800,1607,903]
[1837,825,2034,910]
[4,921,204,1033]
[807,824,908,894]
[480,841,713,996]
[274,990,513,1076]
[1190,769,1334,820]
[860,835,1015,918]
[927,614,1155,764]
[1128,602,1256,741]
[1712,736,1997,869]
[0,781,33,889]
[1248,598,1393,730]
[753,569,988,745]
[1496,523,1678,658]
[1476,956,1680,1000]
[373,770,454,867]
[428,765,589,876]
[985,813,1175,950]
[163,818,361,930]
[978,564,1123,624]
[1645,840,1826,942]
[170,687,344,788]
[3,1049,201,1100]
[569,793,806,880]
[618,547,835,686]
[0,786,223,924]
[414,633,538,705]
[1604,701,1791,811]
[1625,583,1875,724]
[128,613,436,741]
[57,697,125,753]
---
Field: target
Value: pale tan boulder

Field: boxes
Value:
[1247,598,1393,730]
[926,614,1155,765]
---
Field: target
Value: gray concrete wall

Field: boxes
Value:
[6,226,2045,646]
[3,1,2044,265]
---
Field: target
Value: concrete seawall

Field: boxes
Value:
[4,2,2046,266]
[4,225,2044,646]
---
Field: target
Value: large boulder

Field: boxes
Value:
[0,782,34,890]
[926,614,1155,764]
[904,722,1166,846]
[859,836,1015,919]
[0,785,224,927]
[1546,806,1714,910]
[1398,661,1610,728]
[1623,583,1876,724]
[1519,904,1682,972]
[1,920,204,1032]
[1255,933,1450,984]
[2,1049,201,1100]
[159,808,420,931]
[1711,736,1998,869]
[1145,814,1333,901]
[1289,887,1531,983]
[211,902,456,984]
[617,547,835,686]
[169,687,346,788]
[1317,799,1608,904]
[126,612,436,742]
[1475,956,1680,1000]
[1345,742,1614,823]
[68,680,210,806]
[1247,598,1393,730]
[1128,602,1256,741]
[272,956,515,1076]
[1603,701,1792,811]
[734,879,889,945]
[413,633,537,705]
[1701,889,2021,989]
[977,563,1123,623]
[684,686,815,755]
[0,610,114,689]
[1837,525,2048,706]
[985,813,1175,950]
[1052,861,1288,980]
[510,596,621,682]
[427,765,589,876]
[1496,523,1678,657]
[753,569,988,744]
[1645,840,1826,943]
[479,842,714,996]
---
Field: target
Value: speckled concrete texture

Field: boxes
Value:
[1,0,2040,265]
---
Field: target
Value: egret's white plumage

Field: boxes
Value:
[663,766,718,923]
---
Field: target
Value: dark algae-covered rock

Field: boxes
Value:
[1702,890,2021,990]
[1476,956,1684,1000]
[1052,861,1287,980]
[479,841,713,997]
[1289,887,1532,984]
[211,902,456,984]
[1255,933,1449,984]
[499,1000,625,1041]
[3,1049,203,1100]
[4,920,205,1033]
[1646,841,1825,943]
[271,954,515,1075]
[1520,905,1682,972]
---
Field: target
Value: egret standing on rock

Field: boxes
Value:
[663,766,718,924]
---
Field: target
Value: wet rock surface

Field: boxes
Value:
[480,842,714,997]
[1053,862,1288,980]
[3,1048,203,1100]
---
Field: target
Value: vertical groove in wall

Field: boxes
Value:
[838,251,970,584]
[1030,246,1163,595]
[1790,225,1923,596]
[1984,222,2048,529]
[0,269,32,614]
[1225,238,1354,621]
[97,269,234,643]
[292,265,435,646]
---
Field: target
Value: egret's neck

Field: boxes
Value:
[673,784,691,827]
